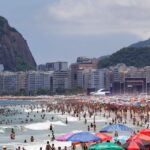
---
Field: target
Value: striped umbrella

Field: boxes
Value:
[56,133,74,141]
[100,124,133,133]
[96,133,112,142]
[122,140,146,150]
[67,132,100,142]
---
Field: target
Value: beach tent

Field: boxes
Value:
[96,133,112,142]
[122,140,146,150]
[67,132,100,142]
[88,142,124,150]
[100,124,133,133]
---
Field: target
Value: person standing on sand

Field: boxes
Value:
[45,141,51,150]
[93,123,96,132]
[114,131,118,137]
[51,144,56,150]
[63,146,67,150]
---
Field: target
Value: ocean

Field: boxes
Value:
[0,99,138,150]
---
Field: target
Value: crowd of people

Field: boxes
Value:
[1,95,150,149]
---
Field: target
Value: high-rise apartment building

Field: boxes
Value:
[0,72,18,94]
[70,57,98,89]
[52,71,70,92]
[27,71,53,93]
[46,62,68,71]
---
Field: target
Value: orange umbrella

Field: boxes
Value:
[96,133,112,142]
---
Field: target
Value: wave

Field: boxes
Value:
[0,125,26,131]
[57,115,78,122]
[0,129,4,133]
[25,120,66,130]
[72,130,83,133]
[87,118,108,122]
[24,108,44,113]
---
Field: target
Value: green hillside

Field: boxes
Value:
[98,47,150,68]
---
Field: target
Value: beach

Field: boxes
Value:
[0,95,149,150]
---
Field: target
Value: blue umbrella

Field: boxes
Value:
[67,132,101,142]
[100,124,133,133]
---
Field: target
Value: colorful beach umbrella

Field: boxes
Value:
[67,132,100,142]
[56,133,74,141]
[139,128,150,137]
[128,137,150,146]
[127,133,150,142]
[88,142,124,150]
[100,124,133,133]
[122,140,145,150]
[96,133,112,142]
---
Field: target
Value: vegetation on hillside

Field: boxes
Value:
[98,47,150,68]
[16,55,34,71]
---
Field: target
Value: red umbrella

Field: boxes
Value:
[139,129,150,137]
[96,133,112,142]
[127,135,150,149]
[128,133,150,142]
[122,140,145,150]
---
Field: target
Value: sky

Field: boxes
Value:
[0,0,150,64]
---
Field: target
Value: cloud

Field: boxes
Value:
[43,0,150,39]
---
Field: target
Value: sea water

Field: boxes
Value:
[0,100,138,150]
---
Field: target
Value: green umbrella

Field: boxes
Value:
[88,142,124,150]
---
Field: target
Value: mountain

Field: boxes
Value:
[130,38,150,48]
[98,46,150,68]
[0,16,36,71]
[98,55,110,60]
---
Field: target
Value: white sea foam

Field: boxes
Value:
[0,129,4,133]
[88,119,106,122]
[0,125,12,129]
[57,115,78,122]
[0,125,26,132]
[72,130,83,133]
[25,120,66,130]
[24,108,43,113]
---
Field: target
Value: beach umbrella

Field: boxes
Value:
[127,133,150,142]
[122,140,146,150]
[100,124,133,133]
[56,133,74,141]
[67,132,100,142]
[127,137,150,146]
[139,128,150,136]
[96,133,112,142]
[88,142,124,150]
[113,135,129,144]
[126,135,150,149]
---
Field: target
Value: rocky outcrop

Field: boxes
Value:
[0,16,36,71]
